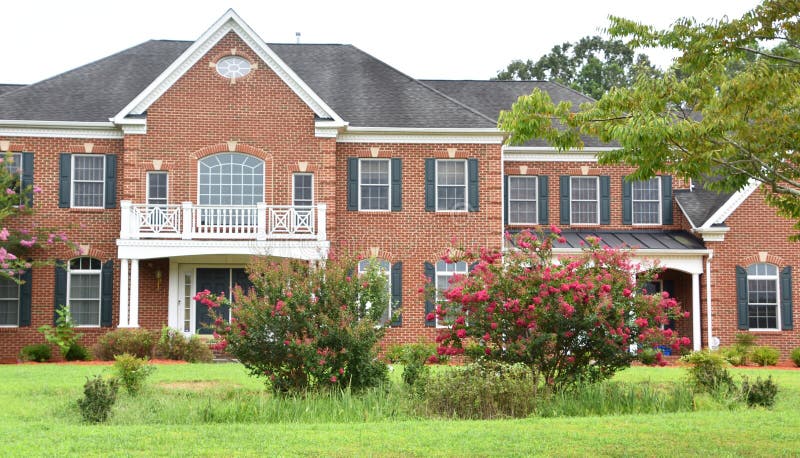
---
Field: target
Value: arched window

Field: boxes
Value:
[68,257,102,326]
[198,153,264,206]
[746,263,779,329]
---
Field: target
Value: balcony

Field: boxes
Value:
[120,201,327,241]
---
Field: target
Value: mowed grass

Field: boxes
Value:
[1,363,799,457]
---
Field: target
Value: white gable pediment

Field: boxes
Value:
[111,9,344,127]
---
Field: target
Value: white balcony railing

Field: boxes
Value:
[120,201,327,241]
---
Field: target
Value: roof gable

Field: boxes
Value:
[113,9,344,125]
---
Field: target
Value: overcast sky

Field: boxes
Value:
[2,0,758,85]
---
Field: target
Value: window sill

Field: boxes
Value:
[746,329,782,334]
[0,325,19,329]
[68,207,108,213]
[75,325,101,328]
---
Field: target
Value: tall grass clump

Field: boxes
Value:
[537,381,695,417]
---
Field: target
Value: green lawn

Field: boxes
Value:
[1,363,798,457]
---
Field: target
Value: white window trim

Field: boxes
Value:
[292,173,314,207]
[0,277,20,327]
[435,261,468,328]
[747,264,781,331]
[146,171,169,206]
[358,259,392,323]
[68,258,102,328]
[358,159,391,212]
[435,159,468,212]
[70,154,105,209]
[632,177,662,226]
[196,153,266,206]
[570,176,600,226]
[508,175,538,225]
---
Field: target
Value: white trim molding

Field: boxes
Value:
[117,238,330,261]
[700,179,761,230]
[694,226,730,242]
[338,127,505,144]
[0,120,123,139]
[502,146,618,162]
[111,9,344,126]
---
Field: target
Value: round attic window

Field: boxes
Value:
[216,56,252,78]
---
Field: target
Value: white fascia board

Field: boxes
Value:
[314,119,348,138]
[0,120,123,139]
[700,179,761,230]
[111,9,343,125]
[337,126,506,144]
[694,226,730,242]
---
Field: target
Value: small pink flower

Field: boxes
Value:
[426,312,435,321]
[330,376,337,383]
[456,329,467,339]
[490,322,498,330]
[5,188,15,195]
[622,288,632,297]
[33,186,42,194]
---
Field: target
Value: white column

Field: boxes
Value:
[692,272,702,351]
[120,201,132,240]
[181,202,193,240]
[256,202,267,240]
[317,203,327,241]
[129,259,140,327]
[119,259,129,327]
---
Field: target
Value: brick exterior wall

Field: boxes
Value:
[0,31,797,363]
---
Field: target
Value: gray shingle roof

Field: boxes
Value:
[268,44,496,128]
[0,84,24,96]
[674,178,734,228]
[0,40,191,122]
[550,230,705,250]
[422,80,615,148]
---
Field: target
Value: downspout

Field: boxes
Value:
[500,149,506,253]
[706,250,714,349]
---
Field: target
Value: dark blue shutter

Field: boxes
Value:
[104,155,117,209]
[424,159,436,211]
[101,260,114,327]
[424,261,435,326]
[21,152,34,207]
[468,158,479,212]
[391,158,402,212]
[559,176,570,225]
[622,177,632,225]
[54,261,67,325]
[503,175,509,226]
[19,268,32,327]
[347,158,358,211]
[736,266,749,330]
[661,175,673,225]
[538,176,549,225]
[600,176,610,225]
[391,262,402,326]
[58,154,71,208]
[781,266,793,330]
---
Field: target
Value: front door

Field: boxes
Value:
[194,267,252,334]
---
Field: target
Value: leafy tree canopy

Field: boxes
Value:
[499,0,800,238]
[494,35,661,99]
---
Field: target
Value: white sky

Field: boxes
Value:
[2,0,758,85]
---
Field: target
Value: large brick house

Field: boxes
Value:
[0,10,796,360]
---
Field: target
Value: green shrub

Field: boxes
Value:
[19,343,51,362]
[680,350,735,393]
[741,376,778,408]
[77,375,119,423]
[750,346,780,366]
[639,348,659,366]
[64,343,91,361]
[38,306,83,358]
[94,329,155,360]
[402,359,429,387]
[155,327,213,363]
[720,346,747,366]
[414,361,536,419]
[113,353,155,395]
[791,347,800,367]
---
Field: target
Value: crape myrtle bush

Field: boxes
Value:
[200,254,390,393]
[430,227,690,391]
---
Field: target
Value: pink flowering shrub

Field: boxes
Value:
[430,228,690,391]
[201,255,390,393]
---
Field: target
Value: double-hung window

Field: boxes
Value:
[508,176,538,224]
[358,259,392,324]
[293,173,313,207]
[570,176,599,225]
[632,178,661,225]
[359,159,390,211]
[436,160,467,211]
[68,257,102,327]
[72,155,105,208]
[0,276,19,326]
[435,260,468,327]
[747,263,780,330]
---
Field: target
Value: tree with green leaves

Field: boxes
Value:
[494,35,661,99]
[499,0,800,238]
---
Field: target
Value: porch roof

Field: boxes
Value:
[511,229,705,251]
